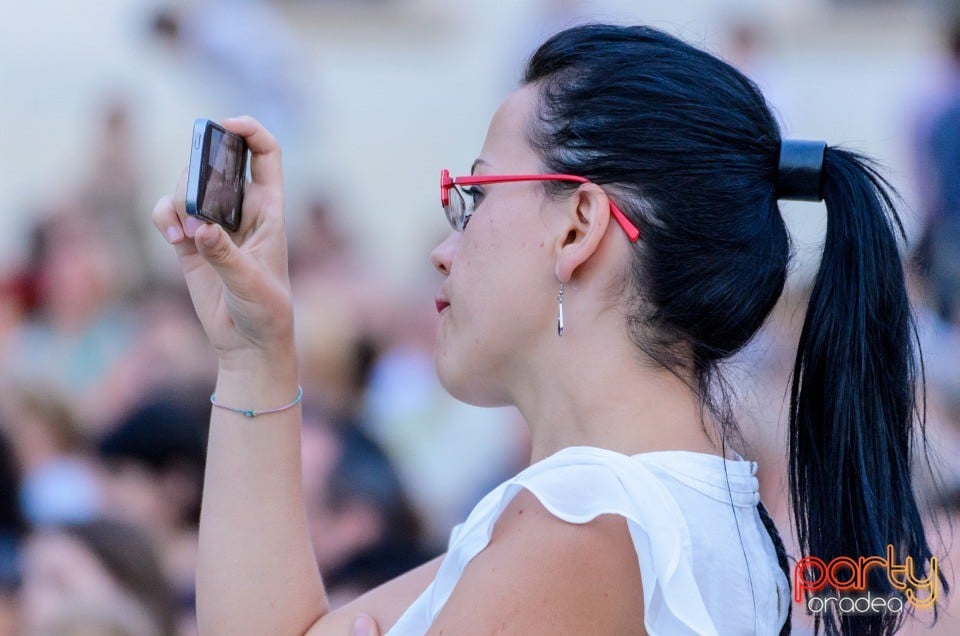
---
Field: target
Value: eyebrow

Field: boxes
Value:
[470,158,488,175]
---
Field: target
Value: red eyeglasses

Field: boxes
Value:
[440,169,641,242]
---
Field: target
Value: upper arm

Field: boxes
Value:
[425,489,646,635]
[305,554,444,636]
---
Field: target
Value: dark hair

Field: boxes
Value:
[0,428,24,591]
[325,421,422,550]
[150,9,181,40]
[524,24,944,635]
[64,519,178,636]
[308,412,431,593]
[0,429,24,536]
[98,394,209,525]
[949,15,960,61]
[99,396,208,475]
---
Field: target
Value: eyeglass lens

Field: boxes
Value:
[444,184,465,231]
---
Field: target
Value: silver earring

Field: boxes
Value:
[557,282,564,337]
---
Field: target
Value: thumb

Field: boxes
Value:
[351,614,380,636]
[194,222,252,290]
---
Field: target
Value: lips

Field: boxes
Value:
[435,298,450,314]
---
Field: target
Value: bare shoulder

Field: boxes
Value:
[426,488,645,635]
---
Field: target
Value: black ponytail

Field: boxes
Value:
[790,147,945,635]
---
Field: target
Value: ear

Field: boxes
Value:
[554,184,611,283]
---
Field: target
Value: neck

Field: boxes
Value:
[509,318,723,464]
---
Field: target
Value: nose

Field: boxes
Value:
[430,231,460,277]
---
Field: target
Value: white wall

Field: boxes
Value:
[0,0,944,283]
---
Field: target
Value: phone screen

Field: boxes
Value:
[196,124,246,230]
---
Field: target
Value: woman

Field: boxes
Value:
[152,25,942,635]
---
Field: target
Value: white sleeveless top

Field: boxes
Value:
[387,446,790,635]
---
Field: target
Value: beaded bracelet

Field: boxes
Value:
[210,386,304,418]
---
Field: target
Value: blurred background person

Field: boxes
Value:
[18,519,176,636]
[300,406,433,608]
[1,214,141,435]
[911,15,960,328]
[2,389,101,528]
[96,395,209,635]
[149,0,311,155]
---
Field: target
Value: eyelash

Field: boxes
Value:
[463,186,484,208]
[460,186,484,229]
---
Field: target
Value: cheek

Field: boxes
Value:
[434,208,553,402]
[452,217,529,328]
[475,207,553,321]
[465,199,548,286]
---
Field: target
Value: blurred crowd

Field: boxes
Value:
[0,2,959,636]
[0,93,528,634]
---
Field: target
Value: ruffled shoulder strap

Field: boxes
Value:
[389,446,720,636]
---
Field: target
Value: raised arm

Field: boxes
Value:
[152,117,440,635]
[152,117,325,635]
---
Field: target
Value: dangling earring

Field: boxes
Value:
[557,282,564,337]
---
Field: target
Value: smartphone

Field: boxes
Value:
[185,119,248,232]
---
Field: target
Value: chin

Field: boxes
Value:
[434,348,511,408]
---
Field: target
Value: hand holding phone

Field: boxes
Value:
[152,116,293,360]
[186,118,248,232]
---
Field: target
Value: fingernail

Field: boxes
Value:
[165,225,183,244]
[351,615,373,636]
[184,216,203,237]
[200,225,219,248]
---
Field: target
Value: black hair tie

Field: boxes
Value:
[777,139,826,202]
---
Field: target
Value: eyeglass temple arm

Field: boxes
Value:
[607,201,640,242]
[445,173,640,242]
